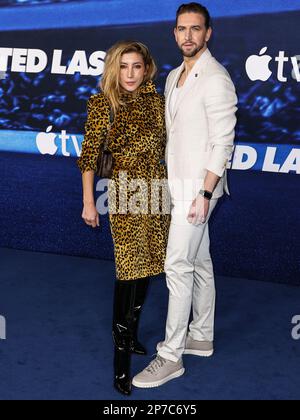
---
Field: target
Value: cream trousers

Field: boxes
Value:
[158,198,218,362]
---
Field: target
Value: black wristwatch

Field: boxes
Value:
[199,189,213,201]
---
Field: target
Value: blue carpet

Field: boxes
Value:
[0,247,299,400]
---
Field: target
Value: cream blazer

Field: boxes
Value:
[165,49,238,201]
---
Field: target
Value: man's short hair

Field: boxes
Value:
[176,2,211,29]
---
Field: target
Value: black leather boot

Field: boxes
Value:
[112,279,137,396]
[131,277,149,355]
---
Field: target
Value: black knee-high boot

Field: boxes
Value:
[131,277,149,355]
[112,277,150,395]
[112,279,137,396]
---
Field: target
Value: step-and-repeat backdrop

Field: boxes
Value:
[0,0,299,282]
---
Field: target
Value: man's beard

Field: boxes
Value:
[180,42,205,58]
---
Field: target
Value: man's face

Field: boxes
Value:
[174,12,212,58]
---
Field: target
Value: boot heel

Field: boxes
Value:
[131,277,149,355]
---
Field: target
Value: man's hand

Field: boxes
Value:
[187,193,210,225]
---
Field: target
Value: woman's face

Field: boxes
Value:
[119,52,147,93]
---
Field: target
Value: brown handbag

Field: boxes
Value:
[96,109,115,179]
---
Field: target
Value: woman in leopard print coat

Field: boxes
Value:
[77,41,170,396]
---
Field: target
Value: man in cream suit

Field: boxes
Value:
[133,2,237,388]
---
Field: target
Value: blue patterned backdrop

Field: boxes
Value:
[0,0,299,283]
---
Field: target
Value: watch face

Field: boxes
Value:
[200,190,212,200]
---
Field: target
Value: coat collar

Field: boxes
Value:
[120,80,157,103]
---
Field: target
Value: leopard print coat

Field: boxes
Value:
[77,80,170,281]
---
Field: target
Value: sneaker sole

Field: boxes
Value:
[132,368,185,389]
[183,349,214,357]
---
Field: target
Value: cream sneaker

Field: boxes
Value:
[132,355,185,388]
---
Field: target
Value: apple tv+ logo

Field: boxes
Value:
[245,47,300,82]
[36,126,81,157]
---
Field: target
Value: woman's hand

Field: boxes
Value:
[82,202,100,228]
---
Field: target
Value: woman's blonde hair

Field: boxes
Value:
[100,40,157,113]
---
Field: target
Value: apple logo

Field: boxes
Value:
[245,47,272,81]
[36,126,58,155]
